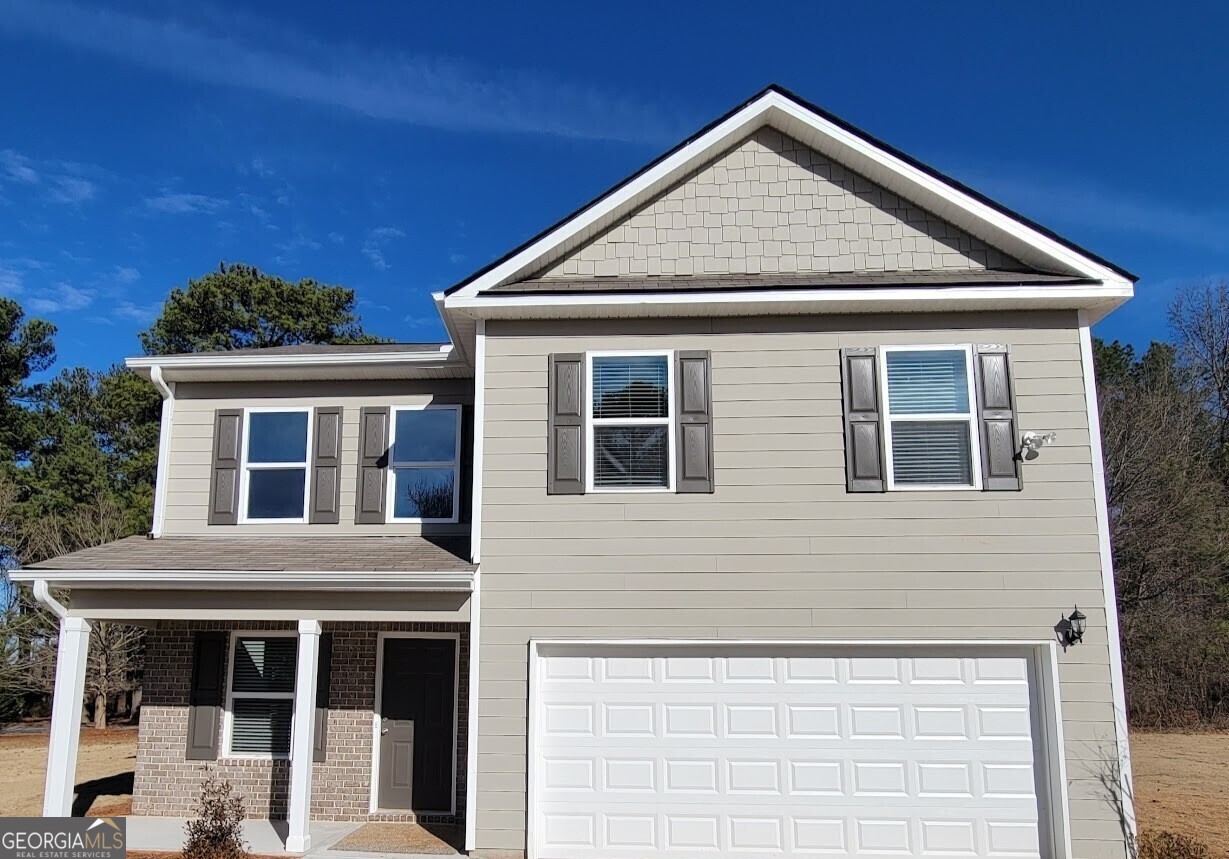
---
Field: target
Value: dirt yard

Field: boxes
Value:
[0,726,1226,852]
[0,726,136,817]
[1131,731,1229,854]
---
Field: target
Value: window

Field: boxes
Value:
[388,405,461,522]
[881,346,981,489]
[226,634,296,758]
[242,409,311,522]
[587,352,674,490]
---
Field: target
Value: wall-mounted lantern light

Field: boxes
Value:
[1063,606,1087,647]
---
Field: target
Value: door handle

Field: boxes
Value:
[381,728,388,735]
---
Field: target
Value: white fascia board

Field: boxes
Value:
[449,283,1133,319]
[434,291,471,366]
[126,345,454,373]
[10,569,475,592]
[446,90,1132,303]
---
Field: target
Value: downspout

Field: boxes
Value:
[149,365,175,539]
[32,579,68,619]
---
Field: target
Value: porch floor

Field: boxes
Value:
[127,817,459,859]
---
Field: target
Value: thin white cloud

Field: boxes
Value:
[112,265,141,284]
[27,281,94,313]
[144,191,228,215]
[0,0,681,144]
[326,232,344,244]
[0,266,23,296]
[362,226,405,271]
[0,150,38,183]
[47,175,97,203]
[960,167,1229,252]
[112,299,163,321]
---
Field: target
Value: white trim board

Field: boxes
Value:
[446,88,1134,303]
[11,569,475,591]
[1077,314,1136,841]
[369,631,462,817]
[527,638,1071,859]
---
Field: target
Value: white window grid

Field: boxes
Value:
[879,344,983,491]
[238,406,314,524]
[222,631,297,760]
[585,349,676,493]
[386,404,462,524]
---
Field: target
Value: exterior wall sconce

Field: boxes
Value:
[1020,431,1057,461]
[1062,606,1087,647]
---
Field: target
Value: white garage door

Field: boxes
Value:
[532,648,1050,859]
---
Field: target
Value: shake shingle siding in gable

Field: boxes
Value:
[474,310,1126,859]
[530,128,1028,281]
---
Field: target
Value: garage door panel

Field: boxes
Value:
[534,650,1048,859]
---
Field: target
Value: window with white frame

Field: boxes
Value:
[242,409,311,521]
[226,634,296,757]
[882,346,981,489]
[388,405,461,522]
[588,352,673,490]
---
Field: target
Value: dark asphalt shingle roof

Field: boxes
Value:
[27,535,475,572]
[487,270,1097,295]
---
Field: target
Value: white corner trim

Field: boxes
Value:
[149,366,175,539]
[1077,314,1136,839]
[8,568,476,592]
[464,565,481,851]
[446,89,1133,301]
[470,320,486,564]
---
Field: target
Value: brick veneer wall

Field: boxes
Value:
[133,620,469,823]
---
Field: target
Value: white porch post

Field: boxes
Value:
[286,619,320,854]
[43,616,91,817]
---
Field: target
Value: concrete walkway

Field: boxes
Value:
[126,816,392,857]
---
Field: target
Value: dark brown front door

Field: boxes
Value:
[378,637,457,812]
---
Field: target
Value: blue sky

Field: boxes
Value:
[1,0,1225,373]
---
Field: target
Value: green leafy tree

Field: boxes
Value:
[138,262,387,355]
[0,298,56,463]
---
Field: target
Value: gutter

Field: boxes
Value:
[8,568,477,592]
[148,365,175,539]
[32,579,68,619]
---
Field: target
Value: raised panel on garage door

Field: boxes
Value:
[532,647,1050,859]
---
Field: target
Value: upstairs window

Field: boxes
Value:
[242,409,311,521]
[226,634,296,758]
[388,405,461,522]
[882,346,981,489]
[587,352,674,490]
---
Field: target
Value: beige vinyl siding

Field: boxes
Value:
[163,379,472,536]
[476,310,1128,859]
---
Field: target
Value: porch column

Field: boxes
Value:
[43,617,91,816]
[286,619,321,853]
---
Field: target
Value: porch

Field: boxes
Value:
[11,535,477,855]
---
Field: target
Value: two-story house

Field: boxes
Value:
[15,86,1136,859]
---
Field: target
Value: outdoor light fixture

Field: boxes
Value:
[1064,606,1087,647]
[1020,431,1058,461]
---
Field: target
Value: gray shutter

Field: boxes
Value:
[974,345,1022,491]
[310,407,343,524]
[313,632,332,762]
[675,350,714,493]
[208,409,243,525]
[547,354,585,495]
[186,631,227,760]
[840,347,886,492]
[356,407,390,524]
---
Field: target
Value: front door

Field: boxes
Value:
[378,637,457,812]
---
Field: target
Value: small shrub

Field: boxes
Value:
[183,771,248,859]
[1137,830,1213,859]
